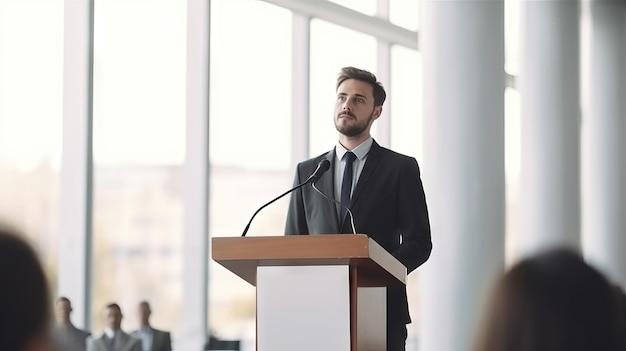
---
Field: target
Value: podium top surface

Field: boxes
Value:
[212,234,406,286]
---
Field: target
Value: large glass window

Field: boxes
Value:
[390,0,419,31]
[390,46,422,162]
[389,45,423,349]
[309,19,376,157]
[505,0,520,75]
[208,0,292,343]
[328,0,377,16]
[504,0,521,265]
[0,0,63,293]
[91,0,186,335]
[505,87,521,265]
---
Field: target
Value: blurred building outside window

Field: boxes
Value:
[0,0,63,295]
[91,0,186,335]
[208,0,292,345]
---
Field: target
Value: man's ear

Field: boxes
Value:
[373,106,382,120]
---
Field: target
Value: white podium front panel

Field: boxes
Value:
[357,287,386,351]
[257,265,350,351]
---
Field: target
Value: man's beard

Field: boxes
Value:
[335,111,374,137]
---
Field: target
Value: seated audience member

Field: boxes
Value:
[0,223,52,351]
[474,248,626,351]
[87,303,141,351]
[131,301,172,351]
[52,297,91,351]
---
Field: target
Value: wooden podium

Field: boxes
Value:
[212,234,406,351]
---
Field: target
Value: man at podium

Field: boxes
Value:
[285,66,432,351]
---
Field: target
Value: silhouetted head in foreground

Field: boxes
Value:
[474,248,625,351]
[0,224,51,351]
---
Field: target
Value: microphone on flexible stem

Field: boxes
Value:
[311,181,357,235]
[241,159,331,237]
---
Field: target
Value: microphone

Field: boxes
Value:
[241,159,331,237]
[311,181,357,235]
[306,159,331,183]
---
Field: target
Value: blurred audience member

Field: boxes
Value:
[87,303,141,351]
[0,223,52,351]
[131,301,172,351]
[474,248,626,351]
[52,297,90,351]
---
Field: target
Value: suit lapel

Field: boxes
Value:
[151,330,159,351]
[99,335,113,351]
[350,141,381,207]
[118,333,128,351]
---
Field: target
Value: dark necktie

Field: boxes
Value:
[340,152,357,222]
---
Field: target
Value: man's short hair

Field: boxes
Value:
[336,67,387,107]
[105,303,122,312]
[56,296,71,305]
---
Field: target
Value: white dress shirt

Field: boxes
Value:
[334,136,374,217]
[137,327,153,351]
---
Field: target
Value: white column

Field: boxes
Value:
[581,0,626,286]
[180,1,210,350]
[517,1,581,258]
[291,13,310,163]
[420,2,505,351]
[375,0,391,147]
[59,0,94,330]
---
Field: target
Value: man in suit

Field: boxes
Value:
[131,301,172,351]
[52,297,91,351]
[87,303,141,351]
[285,66,432,351]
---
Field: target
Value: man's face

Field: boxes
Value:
[54,300,71,324]
[139,303,151,325]
[104,307,122,330]
[334,78,381,138]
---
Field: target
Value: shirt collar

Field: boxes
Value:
[335,136,373,161]
[104,328,116,339]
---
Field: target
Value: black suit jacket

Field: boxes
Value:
[285,140,432,324]
[130,328,172,351]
